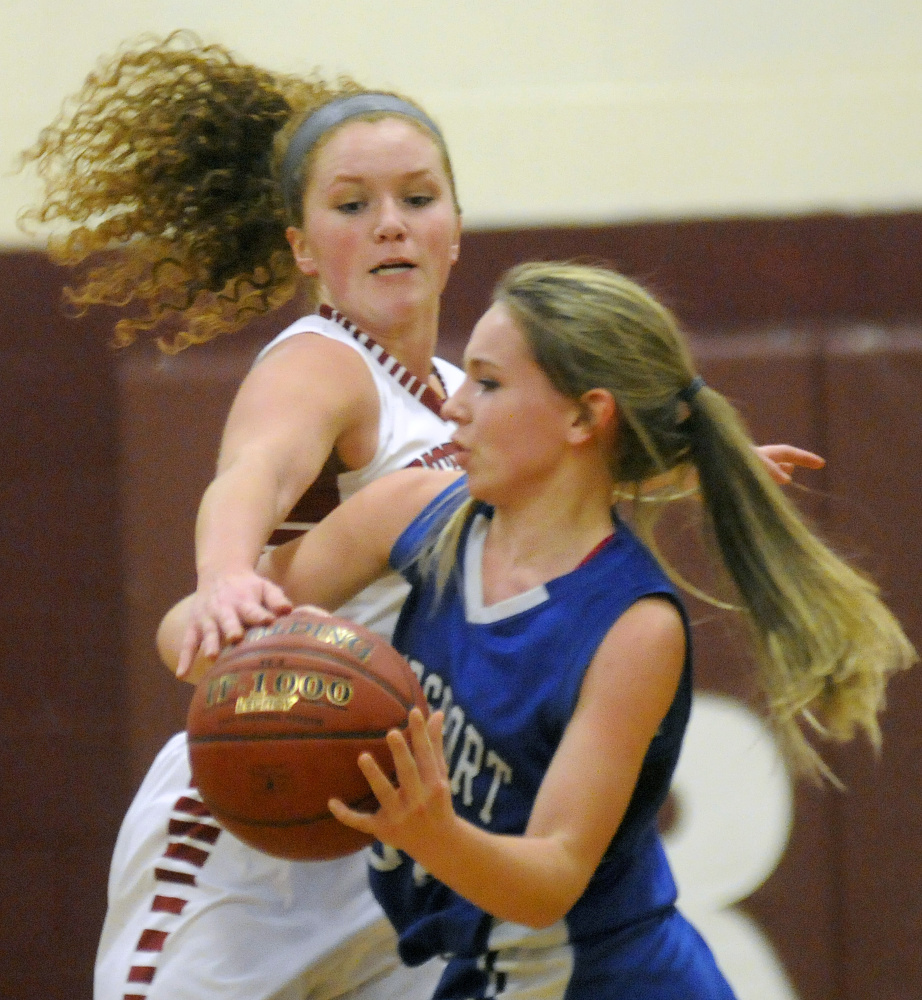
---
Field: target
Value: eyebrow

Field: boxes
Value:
[328,168,439,185]
[462,355,501,373]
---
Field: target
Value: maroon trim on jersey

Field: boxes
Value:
[167,818,222,844]
[174,795,211,816]
[267,308,458,544]
[318,303,449,418]
[165,842,211,866]
[137,929,168,952]
[153,867,198,886]
[577,534,615,568]
[268,451,348,545]
[120,790,225,999]
[152,895,188,914]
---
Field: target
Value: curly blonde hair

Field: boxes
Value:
[19,31,455,351]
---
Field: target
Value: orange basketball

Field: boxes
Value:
[186,608,427,860]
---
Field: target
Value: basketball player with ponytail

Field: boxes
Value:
[243,262,915,999]
[24,32,826,1000]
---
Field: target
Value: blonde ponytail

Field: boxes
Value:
[685,386,915,780]
[483,262,916,781]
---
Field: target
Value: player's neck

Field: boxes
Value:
[481,478,615,600]
[359,304,442,386]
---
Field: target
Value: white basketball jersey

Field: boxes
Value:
[256,306,464,639]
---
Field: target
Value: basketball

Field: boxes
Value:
[186,607,427,861]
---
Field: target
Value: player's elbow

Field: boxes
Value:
[501,891,577,931]
[493,868,588,930]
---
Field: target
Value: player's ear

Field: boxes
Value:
[569,389,617,446]
[286,226,318,277]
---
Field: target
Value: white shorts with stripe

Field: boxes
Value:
[95,732,444,1000]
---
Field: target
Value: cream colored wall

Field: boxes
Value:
[2,0,921,245]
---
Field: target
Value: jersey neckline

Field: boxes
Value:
[462,512,621,625]
[462,513,551,624]
[318,304,450,420]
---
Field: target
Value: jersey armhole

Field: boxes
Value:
[389,476,471,579]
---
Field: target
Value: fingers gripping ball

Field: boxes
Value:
[186,609,427,860]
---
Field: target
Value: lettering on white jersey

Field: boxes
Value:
[407,442,461,471]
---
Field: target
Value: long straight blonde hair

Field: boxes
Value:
[425,262,915,782]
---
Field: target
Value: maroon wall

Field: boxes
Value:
[2,211,920,999]
[0,254,128,999]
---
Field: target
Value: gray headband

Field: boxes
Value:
[280,93,444,220]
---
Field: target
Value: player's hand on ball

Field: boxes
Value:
[187,608,428,860]
[329,709,454,852]
[178,571,293,678]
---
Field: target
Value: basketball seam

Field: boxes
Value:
[206,790,380,829]
[187,727,402,744]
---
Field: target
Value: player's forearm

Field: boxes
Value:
[404,817,591,929]
[194,461,287,581]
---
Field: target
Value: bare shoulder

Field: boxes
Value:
[221,330,378,452]
[602,597,686,676]
[247,330,375,403]
[581,596,686,729]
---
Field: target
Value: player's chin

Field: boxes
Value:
[460,464,496,499]
[466,474,519,510]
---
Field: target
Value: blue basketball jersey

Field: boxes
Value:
[368,480,735,997]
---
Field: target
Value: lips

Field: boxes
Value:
[450,440,470,468]
[370,260,416,275]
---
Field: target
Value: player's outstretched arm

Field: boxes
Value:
[158,467,461,682]
[181,335,378,671]
[265,467,461,610]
